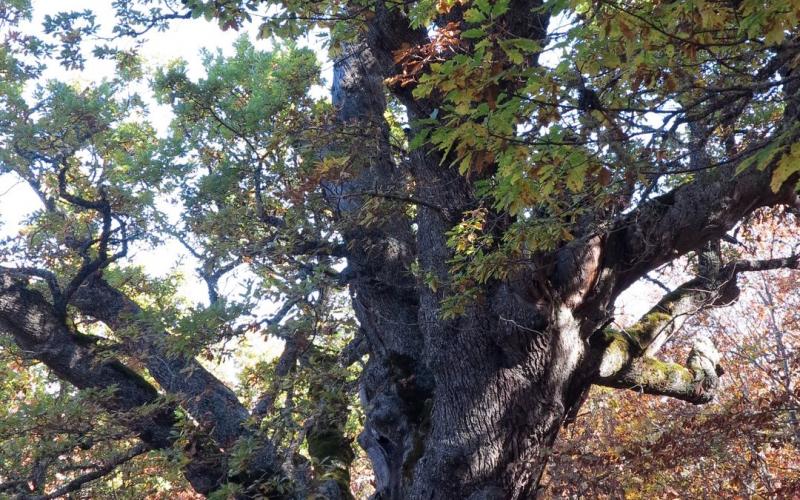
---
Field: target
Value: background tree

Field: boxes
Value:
[1,0,800,498]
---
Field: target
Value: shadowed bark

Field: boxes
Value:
[71,276,251,450]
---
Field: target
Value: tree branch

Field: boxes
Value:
[70,276,250,450]
[0,270,175,449]
[604,139,800,304]
[591,252,800,403]
[55,161,130,316]
[68,276,288,491]
[30,442,152,500]
[593,339,721,405]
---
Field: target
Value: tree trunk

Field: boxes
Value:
[406,300,588,499]
[328,11,592,497]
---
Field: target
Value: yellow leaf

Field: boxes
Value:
[770,143,800,192]
[603,51,621,69]
[765,21,786,45]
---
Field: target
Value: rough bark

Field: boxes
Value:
[71,276,251,450]
[328,34,431,497]
[0,270,254,494]
[331,4,589,498]
[0,271,175,450]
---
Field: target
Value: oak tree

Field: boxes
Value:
[1,0,800,497]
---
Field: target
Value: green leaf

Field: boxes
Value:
[491,0,511,16]
[462,28,486,39]
[736,141,782,175]
[474,0,491,14]
[510,38,540,53]
[463,8,486,23]
[409,127,431,150]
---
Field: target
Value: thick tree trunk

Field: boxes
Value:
[328,14,591,497]
[405,119,586,498]
[326,9,798,495]
[407,301,587,499]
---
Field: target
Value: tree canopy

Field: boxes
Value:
[1,0,799,498]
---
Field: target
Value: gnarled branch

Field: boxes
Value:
[594,337,722,405]
[70,275,250,450]
[592,252,800,402]
[0,270,175,449]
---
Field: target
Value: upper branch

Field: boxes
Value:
[598,36,800,300]
[603,149,800,302]
[54,161,130,316]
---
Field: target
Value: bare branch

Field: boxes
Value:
[605,146,800,302]
[30,442,152,500]
[0,266,63,306]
